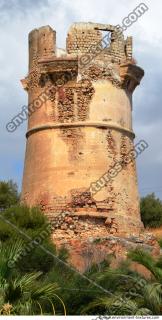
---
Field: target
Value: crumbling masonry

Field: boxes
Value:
[21,23,156,265]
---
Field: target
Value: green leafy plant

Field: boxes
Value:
[0,239,66,315]
[140,193,162,228]
[0,180,19,210]
[0,205,68,274]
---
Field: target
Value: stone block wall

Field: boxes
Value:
[67,22,132,64]
[29,26,56,71]
[67,23,102,54]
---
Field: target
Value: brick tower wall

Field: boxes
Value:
[21,23,144,237]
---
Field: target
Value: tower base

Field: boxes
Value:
[47,211,159,271]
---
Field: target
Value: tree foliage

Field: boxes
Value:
[0,180,19,210]
[140,193,162,228]
[0,205,68,274]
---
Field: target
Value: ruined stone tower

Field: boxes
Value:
[21,22,144,243]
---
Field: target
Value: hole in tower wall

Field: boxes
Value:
[101,31,111,50]
[124,44,127,56]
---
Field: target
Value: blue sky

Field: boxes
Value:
[0,0,162,198]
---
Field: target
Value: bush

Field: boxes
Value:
[0,205,48,241]
[140,193,162,228]
[158,239,162,248]
[0,180,19,210]
[0,205,68,274]
[17,239,57,273]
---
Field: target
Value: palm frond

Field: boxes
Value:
[15,301,33,315]
[82,295,153,316]
[0,239,24,279]
[142,283,162,314]
[13,272,42,292]
[53,293,66,315]
[128,249,162,282]
[82,295,123,314]
[135,308,153,315]
[30,282,59,301]
[46,298,56,315]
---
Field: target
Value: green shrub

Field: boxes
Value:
[17,239,57,273]
[2,205,47,230]
[140,193,162,228]
[0,205,49,242]
[158,239,162,248]
[0,180,19,210]
[0,205,68,274]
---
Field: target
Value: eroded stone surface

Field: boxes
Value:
[20,22,150,265]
